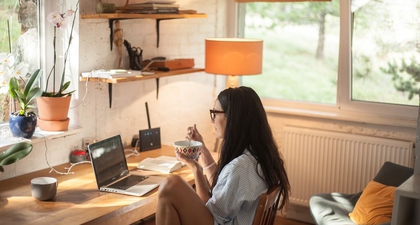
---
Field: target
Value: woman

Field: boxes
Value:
[156,86,290,225]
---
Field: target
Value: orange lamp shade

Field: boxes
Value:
[205,38,263,76]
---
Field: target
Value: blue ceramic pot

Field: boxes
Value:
[9,112,37,138]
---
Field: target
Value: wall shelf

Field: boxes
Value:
[81,12,206,20]
[80,68,204,108]
[81,13,206,48]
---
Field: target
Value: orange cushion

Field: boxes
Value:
[349,180,396,225]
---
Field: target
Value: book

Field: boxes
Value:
[121,8,179,14]
[127,0,176,4]
[81,70,142,78]
[137,156,185,173]
[126,3,180,9]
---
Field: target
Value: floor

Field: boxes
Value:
[275,216,314,225]
[135,215,314,225]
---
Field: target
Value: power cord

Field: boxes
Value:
[38,133,90,175]
[125,139,140,158]
[69,69,91,109]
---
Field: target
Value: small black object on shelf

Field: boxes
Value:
[124,40,143,70]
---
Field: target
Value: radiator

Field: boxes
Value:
[282,126,414,206]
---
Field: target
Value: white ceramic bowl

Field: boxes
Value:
[173,140,202,159]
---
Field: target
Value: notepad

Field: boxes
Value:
[137,156,185,174]
[81,70,143,78]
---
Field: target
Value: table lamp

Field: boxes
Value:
[205,38,263,88]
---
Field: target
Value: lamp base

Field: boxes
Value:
[227,75,239,88]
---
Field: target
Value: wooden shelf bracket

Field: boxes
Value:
[108,83,113,108]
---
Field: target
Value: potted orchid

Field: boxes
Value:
[43,3,78,97]
[0,52,41,138]
[36,1,78,131]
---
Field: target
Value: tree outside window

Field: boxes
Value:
[241,0,419,117]
[0,0,39,123]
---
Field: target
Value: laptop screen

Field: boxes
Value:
[88,135,129,188]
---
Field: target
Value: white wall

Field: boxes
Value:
[76,0,220,148]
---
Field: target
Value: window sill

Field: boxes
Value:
[0,125,82,151]
[263,102,418,129]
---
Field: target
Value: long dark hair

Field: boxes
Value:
[211,86,290,210]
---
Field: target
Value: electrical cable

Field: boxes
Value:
[37,133,91,175]
[69,70,91,109]
[125,139,140,158]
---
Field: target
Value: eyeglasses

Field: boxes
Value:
[209,109,224,122]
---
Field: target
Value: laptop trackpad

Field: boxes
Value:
[126,176,165,196]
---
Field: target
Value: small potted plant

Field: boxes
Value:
[0,142,33,173]
[8,69,42,138]
[36,2,78,131]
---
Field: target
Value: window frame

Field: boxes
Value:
[236,0,418,128]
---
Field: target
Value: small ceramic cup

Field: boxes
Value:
[173,140,203,160]
[31,177,58,201]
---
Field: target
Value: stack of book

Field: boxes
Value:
[121,2,179,14]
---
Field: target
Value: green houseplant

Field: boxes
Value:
[8,69,42,138]
[9,69,42,116]
[36,1,78,131]
[0,142,33,173]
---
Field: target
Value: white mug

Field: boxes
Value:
[31,177,57,201]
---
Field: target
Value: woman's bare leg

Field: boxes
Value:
[156,175,214,225]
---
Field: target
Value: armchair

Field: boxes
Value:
[309,161,413,225]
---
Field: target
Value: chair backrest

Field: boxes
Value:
[252,185,281,225]
[373,161,413,187]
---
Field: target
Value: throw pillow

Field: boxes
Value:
[349,180,396,225]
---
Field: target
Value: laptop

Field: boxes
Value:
[88,134,165,196]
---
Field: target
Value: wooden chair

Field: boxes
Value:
[252,185,281,225]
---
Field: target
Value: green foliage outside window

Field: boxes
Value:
[242,0,419,107]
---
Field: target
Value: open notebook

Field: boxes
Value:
[88,134,165,196]
[137,156,185,173]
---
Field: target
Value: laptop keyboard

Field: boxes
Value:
[108,175,148,190]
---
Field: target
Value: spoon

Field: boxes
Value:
[187,127,193,147]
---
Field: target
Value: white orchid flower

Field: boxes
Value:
[0,52,7,64]
[65,9,75,17]
[0,53,15,68]
[0,52,31,95]
[47,11,68,29]
[13,62,29,78]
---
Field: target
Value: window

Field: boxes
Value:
[239,0,419,121]
[0,0,40,123]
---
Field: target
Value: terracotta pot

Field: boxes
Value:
[38,117,70,131]
[36,95,71,131]
[36,96,71,121]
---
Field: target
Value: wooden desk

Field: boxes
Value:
[0,146,193,225]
